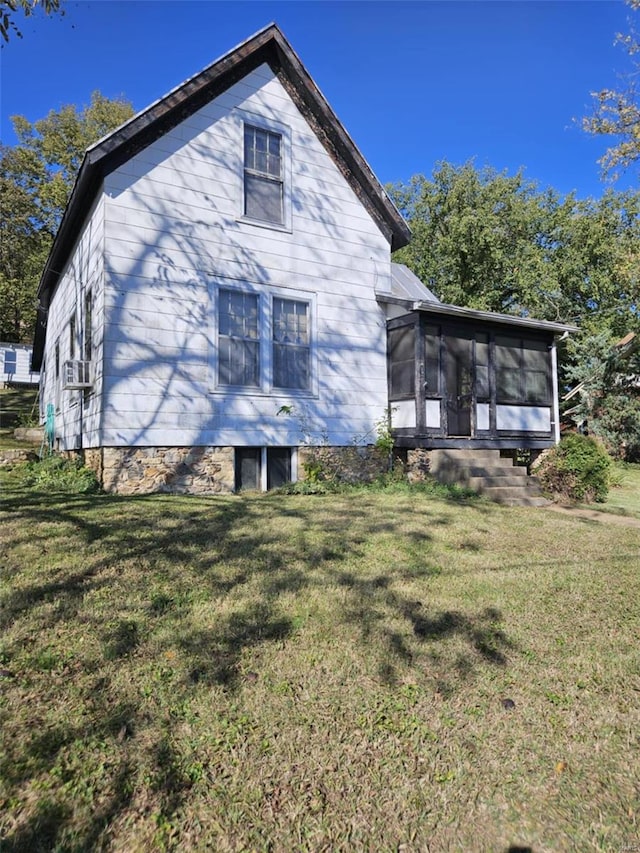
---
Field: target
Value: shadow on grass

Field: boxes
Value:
[183,603,293,687]
[0,482,505,847]
[1,800,70,853]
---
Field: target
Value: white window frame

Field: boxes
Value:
[234,110,292,233]
[210,282,316,397]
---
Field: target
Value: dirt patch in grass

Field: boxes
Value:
[1,481,638,851]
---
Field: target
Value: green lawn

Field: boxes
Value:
[0,387,40,448]
[603,462,640,519]
[1,476,639,851]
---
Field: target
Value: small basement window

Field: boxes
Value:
[235,447,294,492]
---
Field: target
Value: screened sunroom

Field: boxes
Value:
[387,303,575,450]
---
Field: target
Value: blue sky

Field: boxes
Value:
[1,1,636,199]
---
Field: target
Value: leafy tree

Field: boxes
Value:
[582,0,640,181]
[1,0,63,42]
[388,163,548,314]
[388,162,640,339]
[0,92,134,342]
[565,331,640,462]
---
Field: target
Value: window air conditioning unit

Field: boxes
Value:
[63,360,93,390]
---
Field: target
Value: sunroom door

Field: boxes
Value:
[444,332,473,436]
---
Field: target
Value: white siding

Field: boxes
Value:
[101,64,392,448]
[40,194,105,450]
[0,343,39,386]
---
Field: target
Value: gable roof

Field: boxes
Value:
[32,23,411,370]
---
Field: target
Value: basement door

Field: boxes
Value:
[444,332,473,436]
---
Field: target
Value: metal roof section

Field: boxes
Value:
[413,300,579,335]
[32,23,410,370]
[381,263,441,304]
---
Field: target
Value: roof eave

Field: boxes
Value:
[413,301,579,335]
[31,24,409,369]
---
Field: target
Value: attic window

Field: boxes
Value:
[244,125,283,224]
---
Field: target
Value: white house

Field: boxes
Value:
[1,342,39,387]
[32,24,574,495]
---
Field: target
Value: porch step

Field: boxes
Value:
[428,449,550,507]
[481,487,551,507]
[467,474,535,490]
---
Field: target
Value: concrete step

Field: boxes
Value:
[431,448,505,459]
[430,453,518,474]
[468,475,540,490]
[480,485,552,506]
[436,465,528,484]
[463,465,527,478]
[431,449,512,464]
[427,448,550,506]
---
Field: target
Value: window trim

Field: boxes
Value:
[234,110,292,233]
[210,282,316,397]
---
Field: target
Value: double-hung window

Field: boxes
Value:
[273,298,310,390]
[218,289,260,387]
[243,125,283,225]
[216,288,312,392]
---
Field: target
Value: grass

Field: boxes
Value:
[1,472,639,851]
[0,387,40,448]
[600,462,640,519]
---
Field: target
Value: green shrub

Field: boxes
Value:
[538,434,611,503]
[21,454,100,494]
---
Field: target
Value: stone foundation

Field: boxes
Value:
[82,446,235,495]
[405,448,432,483]
[65,443,433,495]
[298,444,392,484]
